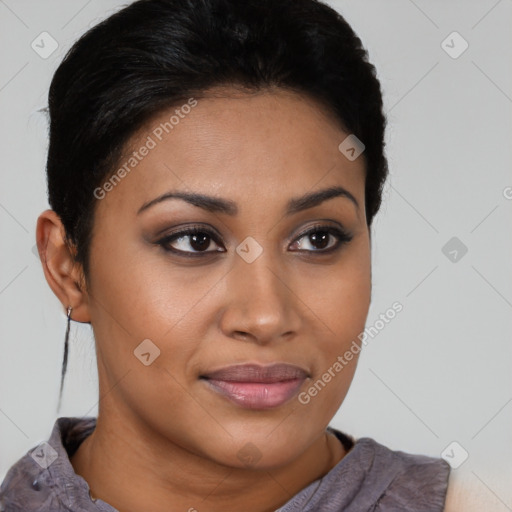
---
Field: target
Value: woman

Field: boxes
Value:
[0,0,452,510]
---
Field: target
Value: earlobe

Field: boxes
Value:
[35,209,91,323]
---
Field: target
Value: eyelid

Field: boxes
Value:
[292,220,350,241]
[289,223,353,253]
[154,222,223,240]
[157,224,225,255]
[155,220,352,257]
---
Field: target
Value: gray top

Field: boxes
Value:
[0,417,450,511]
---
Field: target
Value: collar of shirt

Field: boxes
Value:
[0,416,450,512]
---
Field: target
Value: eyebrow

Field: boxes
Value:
[136,185,359,216]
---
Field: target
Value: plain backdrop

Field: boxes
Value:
[1,0,511,506]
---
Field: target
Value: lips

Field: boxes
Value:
[200,363,309,409]
[202,363,309,383]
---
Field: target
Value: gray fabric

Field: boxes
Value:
[0,417,450,511]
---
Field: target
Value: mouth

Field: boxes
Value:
[199,363,310,410]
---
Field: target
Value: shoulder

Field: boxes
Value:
[0,416,98,512]
[349,437,451,511]
[0,451,56,511]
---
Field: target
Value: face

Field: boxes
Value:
[76,87,371,469]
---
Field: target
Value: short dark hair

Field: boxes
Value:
[46,0,388,409]
[46,0,388,281]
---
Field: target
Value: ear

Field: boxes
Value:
[35,209,91,323]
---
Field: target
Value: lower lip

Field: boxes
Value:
[202,378,306,409]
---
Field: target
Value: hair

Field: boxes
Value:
[47,0,388,410]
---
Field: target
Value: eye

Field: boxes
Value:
[289,224,353,253]
[157,226,225,257]
[156,223,353,258]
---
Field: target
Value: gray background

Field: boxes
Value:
[1,0,511,506]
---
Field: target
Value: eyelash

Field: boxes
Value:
[156,223,353,258]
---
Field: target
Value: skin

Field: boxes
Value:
[36,87,371,512]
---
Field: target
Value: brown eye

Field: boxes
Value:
[158,227,225,257]
[307,231,331,250]
[289,225,353,253]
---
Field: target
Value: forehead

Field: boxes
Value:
[94,88,366,220]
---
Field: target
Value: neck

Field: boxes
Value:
[70,412,346,512]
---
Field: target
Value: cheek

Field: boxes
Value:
[297,360,358,430]
[325,265,371,343]
[296,281,369,427]
[296,238,371,413]
[299,234,371,343]
[87,222,217,340]
[86,231,235,420]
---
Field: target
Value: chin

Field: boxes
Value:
[204,428,313,471]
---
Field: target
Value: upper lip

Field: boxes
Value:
[200,363,309,383]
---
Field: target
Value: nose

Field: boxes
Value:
[219,248,303,346]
